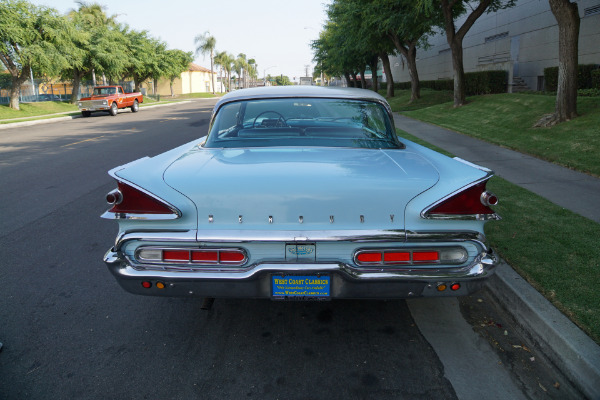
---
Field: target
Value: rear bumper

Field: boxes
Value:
[103,248,498,299]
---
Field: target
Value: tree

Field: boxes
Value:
[545,0,580,124]
[195,31,216,94]
[64,2,128,103]
[0,0,73,110]
[421,0,515,107]
[214,51,234,92]
[367,0,442,100]
[122,28,168,92]
[275,75,291,86]
[163,49,193,96]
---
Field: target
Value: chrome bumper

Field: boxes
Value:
[103,248,498,299]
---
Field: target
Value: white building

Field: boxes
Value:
[389,0,600,91]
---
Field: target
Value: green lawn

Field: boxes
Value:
[394,91,600,176]
[398,129,600,343]
[0,101,78,121]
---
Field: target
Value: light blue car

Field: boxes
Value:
[102,86,500,300]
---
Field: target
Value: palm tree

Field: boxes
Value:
[194,31,216,94]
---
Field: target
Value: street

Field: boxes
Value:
[0,101,579,399]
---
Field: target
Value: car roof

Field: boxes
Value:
[214,86,392,115]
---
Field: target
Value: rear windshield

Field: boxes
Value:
[94,87,116,95]
[204,98,400,149]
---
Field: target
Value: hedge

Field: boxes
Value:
[544,64,599,91]
[394,70,507,95]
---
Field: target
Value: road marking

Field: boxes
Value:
[61,135,105,147]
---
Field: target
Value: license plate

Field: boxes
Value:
[272,275,330,299]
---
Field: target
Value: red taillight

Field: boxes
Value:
[427,181,498,217]
[136,247,247,266]
[107,181,176,216]
[219,251,246,263]
[412,251,440,263]
[163,250,190,262]
[191,251,219,263]
[356,252,382,263]
[384,252,411,263]
[355,249,448,266]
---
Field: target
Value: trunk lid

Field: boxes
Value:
[163,147,439,233]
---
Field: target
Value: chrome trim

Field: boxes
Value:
[134,246,248,267]
[113,229,487,253]
[101,211,179,221]
[360,215,364,223]
[208,215,214,223]
[481,191,498,207]
[406,230,487,245]
[114,230,197,251]
[104,248,497,282]
[269,216,273,224]
[390,214,395,223]
[106,189,123,205]
[299,216,303,224]
[330,215,334,223]
[421,173,501,221]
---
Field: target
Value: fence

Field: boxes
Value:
[0,78,136,104]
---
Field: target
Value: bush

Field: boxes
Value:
[394,70,507,95]
[578,88,600,97]
[544,64,599,92]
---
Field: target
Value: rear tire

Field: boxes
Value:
[81,111,91,117]
[131,99,139,113]
[109,102,118,116]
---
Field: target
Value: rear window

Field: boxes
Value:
[204,98,400,149]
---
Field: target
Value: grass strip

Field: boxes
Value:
[399,129,600,343]
[0,101,78,120]
[393,91,600,176]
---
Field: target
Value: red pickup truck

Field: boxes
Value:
[78,86,143,117]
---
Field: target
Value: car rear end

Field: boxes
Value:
[101,87,500,300]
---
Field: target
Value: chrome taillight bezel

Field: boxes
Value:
[135,247,248,266]
[354,247,468,267]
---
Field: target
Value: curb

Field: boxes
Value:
[486,261,600,399]
[0,100,194,130]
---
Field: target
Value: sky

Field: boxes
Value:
[28,0,331,82]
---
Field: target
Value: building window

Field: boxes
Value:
[485,32,509,43]
[584,4,600,17]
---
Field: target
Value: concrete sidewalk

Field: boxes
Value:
[394,113,600,400]
[394,113,600,224]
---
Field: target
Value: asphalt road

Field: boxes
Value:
[0,101,580,399]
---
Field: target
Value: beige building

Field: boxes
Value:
[151,63,219,96]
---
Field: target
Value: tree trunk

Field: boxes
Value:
[344,72,353,87]
[170,79,174,97]
[210,50,215,94]
[70,71,83,104]
[441,0,492,107]
[9,78,21,110]
[450,41,466,106]
[359,68,367,89]
[390,35,420,102]
[369,55,379,93]
[92,69,97,87]
[379,52,394,98]
[351,72,359,87]
[549,0,580,122]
